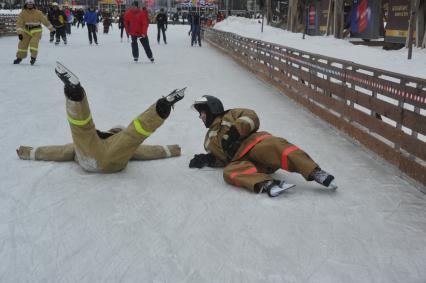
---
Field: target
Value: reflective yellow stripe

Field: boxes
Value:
[30,29,42,35]
[23,30,31,36]
[18,49,27,52]
[133,119,152,137]
[67,114,92,126]
[30,47,38,51]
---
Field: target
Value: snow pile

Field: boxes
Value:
[214,16,426,79]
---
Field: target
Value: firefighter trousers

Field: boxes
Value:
[16,30,42,59]
[223,136,318,192]
[65,88,169,172]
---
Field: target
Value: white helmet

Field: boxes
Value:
[25,0,35,4]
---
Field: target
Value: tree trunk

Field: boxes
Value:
[333,0,344,38]
[417,0,425,47]
[325,0,333,36]
[287,0,299,32]
[407,0,417,59]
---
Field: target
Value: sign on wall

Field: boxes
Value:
[385,0,411,43]
[350,0,380,39]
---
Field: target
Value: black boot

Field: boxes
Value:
[155,87,186,119]
[55,62,84,101]
[30,57,36,65]
[13,58,22,64]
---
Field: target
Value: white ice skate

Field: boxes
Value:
[259,180,295,197]
[268,181,295,197]
[55,61,80,86]
[166,87,186,106]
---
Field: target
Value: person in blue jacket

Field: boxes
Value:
[84,6,98,45]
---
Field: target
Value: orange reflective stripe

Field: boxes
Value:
[281,145,299,171]
[229,167,257,187]
[238,134,272,159]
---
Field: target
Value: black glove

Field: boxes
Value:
[189,153,215,168]
[221,126,240,153]
[18,34,23,40]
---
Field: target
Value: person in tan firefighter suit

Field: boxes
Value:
[16,63,185,173]
[13,0,54,65]
[189,95,338,197]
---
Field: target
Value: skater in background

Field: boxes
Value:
[84,6,98,45]
[16,63,186,173]
[13,0,54,65]
[189,11,201,46]
[118,12,129,42]
[76,8,85,28]
[189,95,338,197]
[49,2,67,45]
[155,8,167,44]
[124,1,154,62]
[63,4,72,35]
[102,11,112,33]
[47,2,56,42]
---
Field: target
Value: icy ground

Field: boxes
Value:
[0,23,425,282]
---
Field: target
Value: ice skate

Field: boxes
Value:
[55,61,80,87]
[309,168,338,190]
[257,179,295,197]
[13,58,22,64]
[165,87,186,106]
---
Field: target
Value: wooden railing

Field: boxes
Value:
[204,28,426,187]
[0,14,17,36]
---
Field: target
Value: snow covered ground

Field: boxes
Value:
[0,23,426,282]
[215,17,426,79]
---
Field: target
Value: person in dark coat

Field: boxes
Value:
[155,8,167,44]
[118,12,129,42]
[124,1,154,62]
[84,6,98,44]
[190,11,201,47]
[102,13,112,34]
[48,2,67,45]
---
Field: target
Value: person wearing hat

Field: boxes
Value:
[189,95,338,197]
[124,1,154,62]
[16,63,185,173]
[13,0,54,65]
[48,2,68,45]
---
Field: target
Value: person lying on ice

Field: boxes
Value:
[189,95,338,197]
[16,62,185,173]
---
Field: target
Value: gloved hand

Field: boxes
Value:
[189,153,215,168]
[221,126,240,152]
[18,34,23,40]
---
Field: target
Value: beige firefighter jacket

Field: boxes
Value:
[16,8,54,35]
[203,108,264,164]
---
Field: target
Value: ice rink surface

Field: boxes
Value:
[0,23,425,282]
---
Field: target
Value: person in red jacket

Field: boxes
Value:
[124,1,154,62]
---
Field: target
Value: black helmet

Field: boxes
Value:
[192,95,225,128]
[193,95,224,115]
